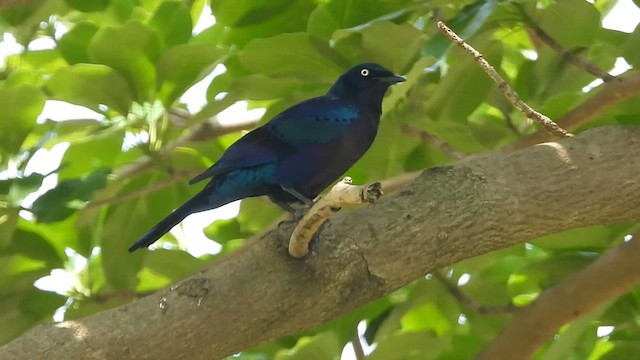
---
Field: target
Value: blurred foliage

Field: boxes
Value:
[0,0,639,358]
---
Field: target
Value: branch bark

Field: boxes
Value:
[513,71,640,148]
[2,126,640,360]
[477,231,640,360]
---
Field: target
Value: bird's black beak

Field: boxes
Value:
[377,75,406,84]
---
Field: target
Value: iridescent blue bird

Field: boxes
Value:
[129,63,405,252]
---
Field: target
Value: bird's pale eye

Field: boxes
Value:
[360,69,369,76]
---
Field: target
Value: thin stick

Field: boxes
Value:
[436,21,573,139]
[288,177,383,258]
[401,124,467,161]
[351,330,366,360]
[515,4,617,82]
[433,272,516,315]
[86,170,200,209]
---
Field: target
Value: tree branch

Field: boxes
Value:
[513,71,640,148]
[433,272,516,315]
[515,4,616,82]
[2,126,639,360]
[116,117,259,179]
[437,21,573,139]
[400,124,467,161]
[86,170,200,209]
[289,178,383,258]
[476,231,640,360]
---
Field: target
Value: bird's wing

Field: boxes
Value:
[265,96,359,145]
[188,127,292,184]
[189,96,358,185]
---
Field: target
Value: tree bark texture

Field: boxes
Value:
[2,126,640,359]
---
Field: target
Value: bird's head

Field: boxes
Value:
[327,63,405,100]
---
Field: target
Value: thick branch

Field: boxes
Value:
[289,178,383,258]
[2,126,640,360]
[477,232,640,360]
[513,71,640,148]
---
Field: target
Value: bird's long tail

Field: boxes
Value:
[128,193,208,252]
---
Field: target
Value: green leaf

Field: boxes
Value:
[4,69,45,88]
[359,21,423,71]
[0,172,44,205]
[422,0,498,59]
[216,0,316,47]
[100,173,198,290]
[88,20,161,102]
[401,302,451,336]
[0,254,48,293]
[57,22,99,65]
[109,0,136,22]
[148,1,192,47]
[368,331,449,360]
[0,208,19,249]
[0,290,64,346]
[423,34,503,124]
[536,0,601,48]
[1,229,64,268]
[46,64,133,114]
[307,0,411,41]
[156,43,224,106]
[532,225,631,250]
[204,218,251,244]
[143,249,207,280]
[236,197,282,234]
[19,290,66,318]
[239,32,343,83]
[230,74,309,100]
[0,86,46,155]
[212,0,292,27]
[64,0,109,12]
[623,24,640,68]
[58,136,122,180]
[275,332,341,360]
[31,168,110,223]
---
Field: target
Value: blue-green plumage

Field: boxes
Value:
[129,63,405,252]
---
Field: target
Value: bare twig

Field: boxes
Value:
[433,272,516,315]
[400,124,467,161]
[116,117,259,179]
[86,170,200,209]
[288,177,383,258]
[436,21,573,139]
[477,232,640,360]
[351,330,365,360]
[515,4,617,82]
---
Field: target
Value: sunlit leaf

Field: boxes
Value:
[0,86,46,155]
[46,64,133,114]
[88,20,161,102]
[148,1,192,47]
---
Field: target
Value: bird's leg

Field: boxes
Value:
[268,196,297,214]
[281,186,315,206]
